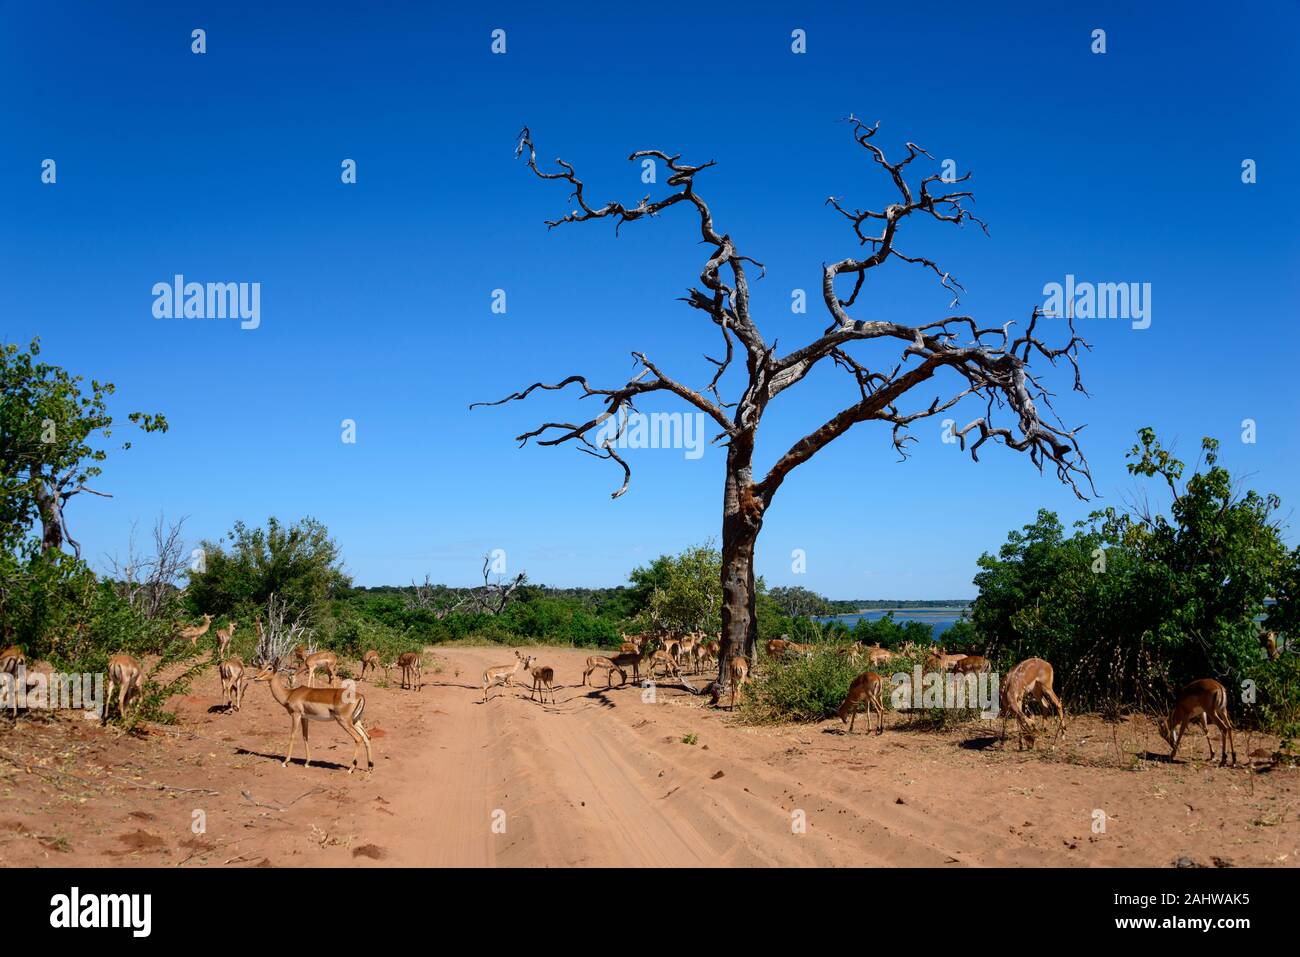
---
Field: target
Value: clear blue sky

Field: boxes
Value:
[3,1,1297,598]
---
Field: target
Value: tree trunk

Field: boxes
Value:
[718,462,764,690]
[34,479,63,554]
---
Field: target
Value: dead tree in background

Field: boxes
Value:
[476,119,1093,692]
[468,554,527,616]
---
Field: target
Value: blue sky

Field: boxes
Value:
[3,1,1298,598]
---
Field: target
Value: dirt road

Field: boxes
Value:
[1,646,1296,867]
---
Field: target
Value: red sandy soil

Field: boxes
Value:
[0,646,1295,867]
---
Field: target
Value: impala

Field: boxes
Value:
[926,648,968,673]
[252,661,373,774]
[608,649,644,684]
[482,650,527,703]
[952,655,991,675]
[104,653,144,724]
[864,643,892,667]
[709,656,750,711]
[295,650,338,688]
[219,655,246,712]
[396,651,423,691]
[649,649,680,679]
[677,633,698,665]
[360,649,382,680]
[528,659,557,704]
[1158,679,1237,766]
[177,614,213,647]
[838,670,885,734]
[765,638,790,657]
[582,655,627,688]
[999,657,1066,750]
[214,618,237,658]
[1259,631,1279,661]
[661,635,683,664]
[1,644,24,717]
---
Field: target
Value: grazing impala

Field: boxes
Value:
[527,659,557,704]
[214,618,237,658]
[765,638,790,657]
[838,670,885,734]
[582,655,627,688]
[104,653,144,724]
[360,649,382,680]
[482,650,528,703]
[1,644,25,717]
[952,655,991,675]
[608,648,644,684]
[177,614,213,647]
[295,650,338,688]
[999,657,1066,750]
[1158,679,1237,766]
[219,656,246,712]
[649,649,681,679]
[252,661,373,774]
[396,651,423,691]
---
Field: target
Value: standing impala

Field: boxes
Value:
[104,653,144,724]
[1,644,24,717]
[252,661,373,774]
[219,656,246,712]
[482,650,527,703]
[295,650,338,688]
[1158,679,1237,766]
[177,614,213,647]
[360,649,382,680]
[710,656,750,710]
[215,618,237,658]
[397,651,423,691]
[528,658,557,704]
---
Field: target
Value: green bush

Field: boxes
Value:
[741,648,862,723]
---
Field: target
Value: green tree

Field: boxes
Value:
[768,585,833,619]
[0,338,166,556]
[186,517,349,622]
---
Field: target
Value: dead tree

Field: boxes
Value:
[106,515,189,621]
[467,554,527,616]
[475,119,1093,692]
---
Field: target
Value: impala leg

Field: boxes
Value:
[284,714,300,767]
[336,715,361,773]
[873,693,885,735]
[1198,713,1214,761]
[356,720,373,772]
[1171,717,1190,762]
[1043,687,1067,741]
[104,675,116,724]
[301,719,312,768]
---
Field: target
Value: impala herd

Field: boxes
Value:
[0,617,1253,775]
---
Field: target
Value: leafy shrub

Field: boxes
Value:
[741,648,862,723]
